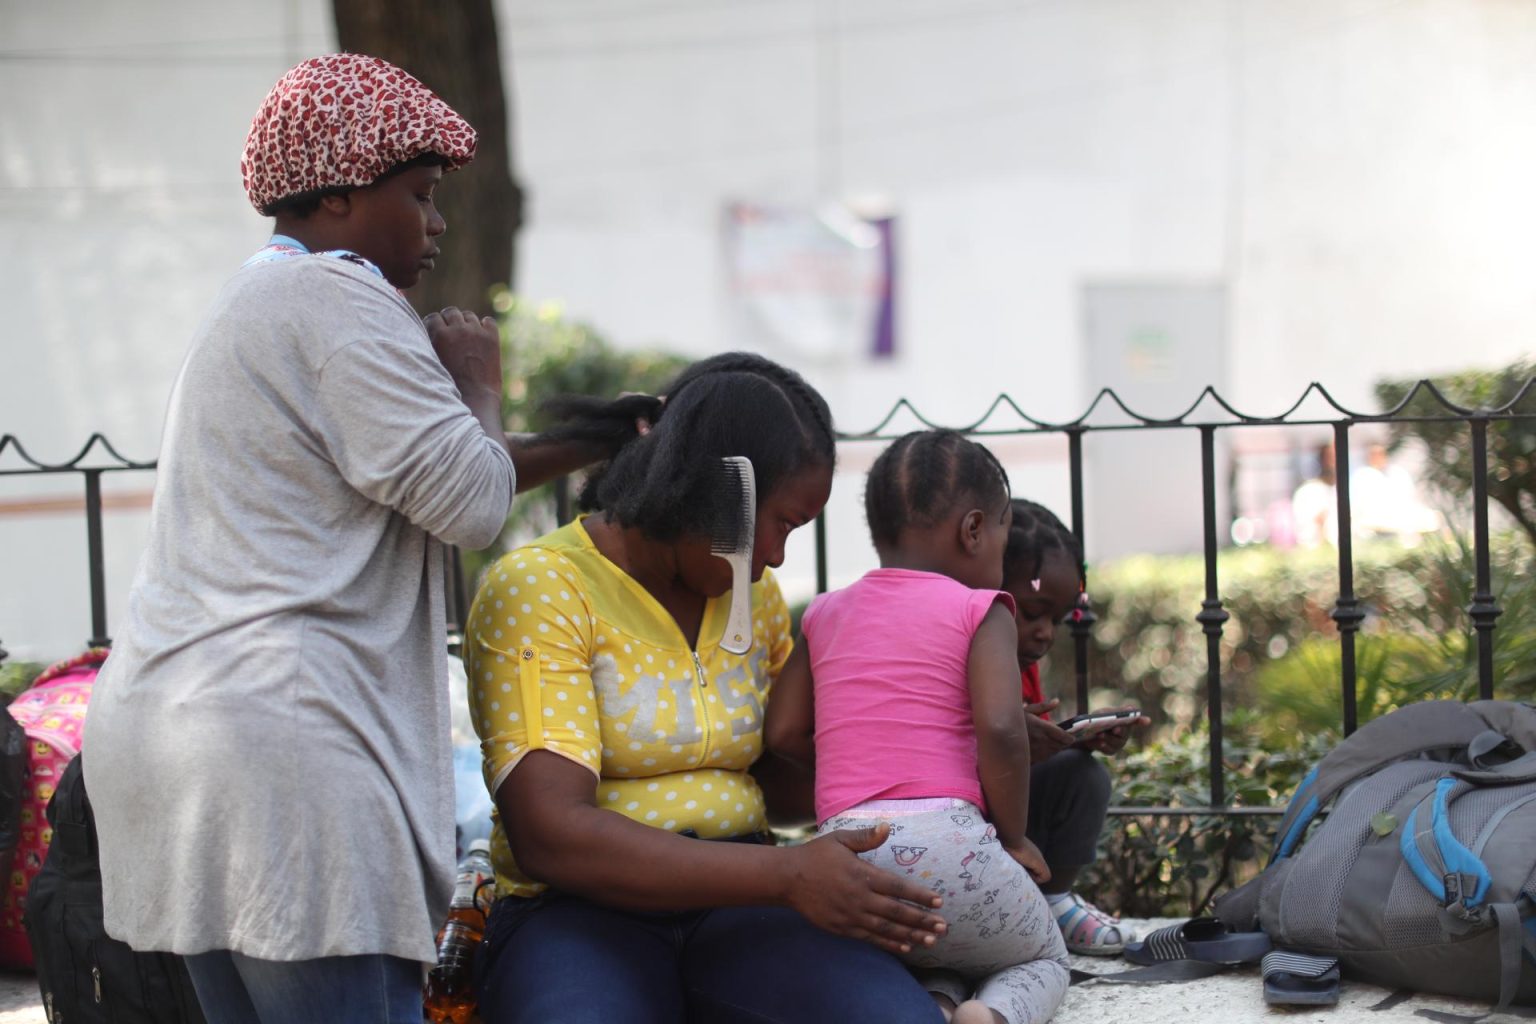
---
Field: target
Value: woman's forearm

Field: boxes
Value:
[513,799,793,910]
[500,745,948,955]
[505,433,611,493]
[502,750,792,910]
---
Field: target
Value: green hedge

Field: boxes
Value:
[1377,361,1536,550]
[1039,533,1536,740]
[461,294,688,587]
[1080,714,1329,918]
[0,660,42,705]
[1055,531,1535,916]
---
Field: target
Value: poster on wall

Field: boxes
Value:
[723,202,896,363]
[1081,281,1228,560]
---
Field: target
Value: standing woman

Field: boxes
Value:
[85,55,599,1024]
[466,353,948,1024]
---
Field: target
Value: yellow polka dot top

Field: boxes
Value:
[464,517,794,897]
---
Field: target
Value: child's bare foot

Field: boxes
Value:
[952,999,1006,1024]
[930,992,958,1022]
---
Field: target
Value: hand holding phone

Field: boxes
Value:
[1056,708,1142,735]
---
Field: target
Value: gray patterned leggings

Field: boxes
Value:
[820,798,1071,1024]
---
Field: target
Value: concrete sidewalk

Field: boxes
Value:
[0,969,42,1024]
[1063,918,1525,1024]
[0,921,1523,1023]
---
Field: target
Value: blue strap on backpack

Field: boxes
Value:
[1270,764,1322,865]
[1398,751,1536,1010]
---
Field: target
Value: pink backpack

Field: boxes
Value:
[0,649,102,968]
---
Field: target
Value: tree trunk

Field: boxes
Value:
[332,0,523,315]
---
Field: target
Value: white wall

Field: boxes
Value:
[4,0,1535,658]
[1231,2,1536,409]
[504,0,1536,593]
[0,0,335,661]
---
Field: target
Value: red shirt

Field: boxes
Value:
[1021,662,1051,719]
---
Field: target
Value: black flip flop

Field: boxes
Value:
[1262,949,1340,1005]
[1122,916,1272,966]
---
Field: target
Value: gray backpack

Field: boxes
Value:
[1214,700,1536,1009]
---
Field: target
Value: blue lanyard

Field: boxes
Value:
[242,234,385,280]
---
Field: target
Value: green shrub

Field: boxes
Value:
[495,292,687,439]
[1081,714,1330,918]
[1377,362,1536,549]
[1369,531,1536,702]
[1039,533,1535,739]
[460,294,688,587]
[1041,543,1346,732]
[1065,528,1534,917]
[0,660,43,705]
[1250,534,1536,743]
[1250,633,1449,747]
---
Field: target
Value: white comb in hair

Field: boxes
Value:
[712,456,757,655]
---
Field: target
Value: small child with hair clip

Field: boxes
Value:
[1002,499,1149,957]
[766,430,1070,1024]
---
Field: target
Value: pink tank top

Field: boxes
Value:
[800,568,1014,823]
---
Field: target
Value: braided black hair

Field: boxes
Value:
[537,352,836,542]
[1002,498,1084,588]
[863,430,1011,550]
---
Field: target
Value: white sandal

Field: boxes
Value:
[1052,891,1131,955]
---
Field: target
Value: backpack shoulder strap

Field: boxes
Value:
[1399,776,1492,909]
[1452,750,1536,787]
[1271,765,1323,863]
[1400,754,1536,1012]
[1487,900,1530,1011]
[46,756,95,862]
[1469,700,1536,754]
[1270,702,1490,864]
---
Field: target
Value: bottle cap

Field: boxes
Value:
[468,837,491,854]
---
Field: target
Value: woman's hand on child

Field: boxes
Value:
[1004,838,1051,883]
[786,822,947,955]
[1023,703,1075,763]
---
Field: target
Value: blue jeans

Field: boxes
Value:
[474,893,945,1024]
[183,950,422,1024]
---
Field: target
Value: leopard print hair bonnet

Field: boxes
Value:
[241,53,477,215]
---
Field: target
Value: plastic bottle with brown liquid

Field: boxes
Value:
[423,838,494,1024]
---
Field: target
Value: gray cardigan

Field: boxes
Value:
[84,254,515,963]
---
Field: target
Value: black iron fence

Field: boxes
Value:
[815,380,1536,817]
[0,432,477,659]
[5,378,1533,819]
[0,434,154,652]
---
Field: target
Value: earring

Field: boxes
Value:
[1029,579,1041,591]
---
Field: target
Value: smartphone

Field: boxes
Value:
[1057,708,1141,734]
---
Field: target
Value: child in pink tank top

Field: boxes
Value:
[766,430,1069,1024]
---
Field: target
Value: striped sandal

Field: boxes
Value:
[1051,891,1131,956]
[1122,916,1272,966]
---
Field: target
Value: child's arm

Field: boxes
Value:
[750,751,816,828]
[763,643,817,770]
[970,603,1049,880]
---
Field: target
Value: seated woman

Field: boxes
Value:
[464,352,949,1024]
